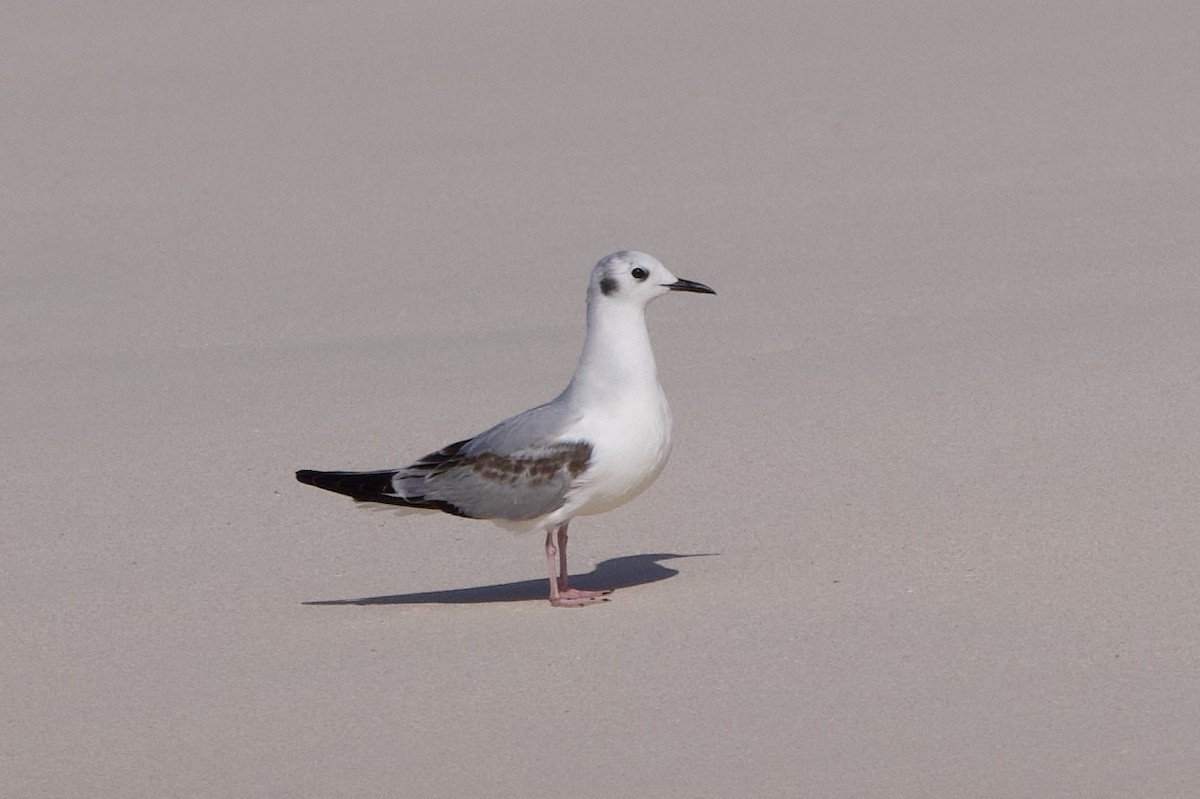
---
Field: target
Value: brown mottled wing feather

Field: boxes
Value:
[297,397,590,521]
[393,438,591,521]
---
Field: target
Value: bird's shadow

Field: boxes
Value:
[303,552,715,606]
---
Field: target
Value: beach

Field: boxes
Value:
[4,2,1199,796]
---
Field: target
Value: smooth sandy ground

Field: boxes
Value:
[4,2,1199,796]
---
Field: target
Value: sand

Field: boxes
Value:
[4,2,1199,796]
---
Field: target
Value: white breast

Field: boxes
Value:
[566,388,674,517]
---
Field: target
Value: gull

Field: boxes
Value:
[296,251,715,607]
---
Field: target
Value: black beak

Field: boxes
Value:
[667,277,716,295]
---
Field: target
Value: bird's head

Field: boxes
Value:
[588,251,716,307]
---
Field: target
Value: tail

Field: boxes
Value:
[295,468,467,517]
[296,469,407,504]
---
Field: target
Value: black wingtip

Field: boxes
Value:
[295,469,400,499]
[295,467,473,518]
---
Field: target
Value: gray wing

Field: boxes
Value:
[391,398,592,521]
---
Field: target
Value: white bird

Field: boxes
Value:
[296,251,715,607]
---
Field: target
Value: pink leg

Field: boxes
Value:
[544,523,610,607]
[557,524,569,590]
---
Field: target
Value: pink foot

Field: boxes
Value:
[549,588,611,608]
[544,523,610,607]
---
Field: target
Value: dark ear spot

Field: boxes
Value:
[600,275,619,296]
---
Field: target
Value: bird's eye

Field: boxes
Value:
[631,267,648,280]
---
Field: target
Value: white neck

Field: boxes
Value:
[561,298,661,407]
